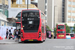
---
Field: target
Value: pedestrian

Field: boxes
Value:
[14,29,16,39]
[18,29,21,42]
[18,29,21,39]
[51,31,54,39]
[9,29,12,39]
[11,27,14,35]
[6,29,8,39]
[15,30,19,41]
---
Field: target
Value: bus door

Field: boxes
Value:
[16,23,21,30]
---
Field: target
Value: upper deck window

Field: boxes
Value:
[58,25,64,29]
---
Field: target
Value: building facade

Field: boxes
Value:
[8,0,38,18]
[38,0,55,29]
[38,0,75,29]
[65,0,75,26]
[0,12,7,26]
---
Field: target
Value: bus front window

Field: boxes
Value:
[58,31,65,33]
[22,10,40,32]
[58,26,64,29]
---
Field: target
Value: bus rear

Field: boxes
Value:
[21,9,46,42]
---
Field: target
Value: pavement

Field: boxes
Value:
[0,39,17,44]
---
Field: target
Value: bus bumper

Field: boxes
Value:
[21,37,43,42]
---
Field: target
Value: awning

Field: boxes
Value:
[0,12,7,22]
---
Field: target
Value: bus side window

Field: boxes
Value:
[42,26,44,33]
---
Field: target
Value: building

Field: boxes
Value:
[38,0,64,29]
[38,0,75,30]
[8,0,37,18]
[0,0,8,18]
[38,0,55,29]
[0,12,7,26]
[0,0,38,26]
[0,0,8,26]
[65,0,75,26]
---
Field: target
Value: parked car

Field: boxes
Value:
[66,33,71,39]
[70,34,75,39]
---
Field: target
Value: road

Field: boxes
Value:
[0,39,75,50]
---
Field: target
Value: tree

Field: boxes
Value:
[54,28,56,36]
[54,24,58,36]
[65,24,70,33]
[46,25,51,31]
[72,26,75,33]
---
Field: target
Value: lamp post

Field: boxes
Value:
[27,0,29,9]
[54,6,57,28]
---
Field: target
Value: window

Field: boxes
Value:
[22,10,40,32]
[72,18,75,21]
[70,34,74,37]
[66,34,69,35]
[58,31,65,33]
[68,1,71,4]
[68,13,71,16]
[58,26,64,29]
[42,26,44,33]
[72,13,75,16]
[62,0,65,6]
[16,0,22,4]
[72,2,75,5]
[45,6,47,9]
[68,7,71,10]
[45,0,47,3]
[62,8,65,12]
[4,22,6,26]
[72,7,75,10]
[68,18,71,21]
[16,23,21,29]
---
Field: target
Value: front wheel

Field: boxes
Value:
[43,40,45,42]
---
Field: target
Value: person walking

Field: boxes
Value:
[15,30,19,41]
[18,29,21,42]
[18,29,21,39]
[9,29,12,39]
[6,29,8,39]
[14,29,17,39]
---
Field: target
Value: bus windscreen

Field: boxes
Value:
[58,31,65,33]
[22,10,40,32]
[70,34,74,37]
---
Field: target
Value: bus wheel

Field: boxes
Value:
[40,41,43,43]
[43,40,45,42]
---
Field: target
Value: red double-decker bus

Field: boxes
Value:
[56,24,66,39]
[20,9,46,42]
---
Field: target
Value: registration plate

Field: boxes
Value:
[59,35,64,37]
[29,39,33,41]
